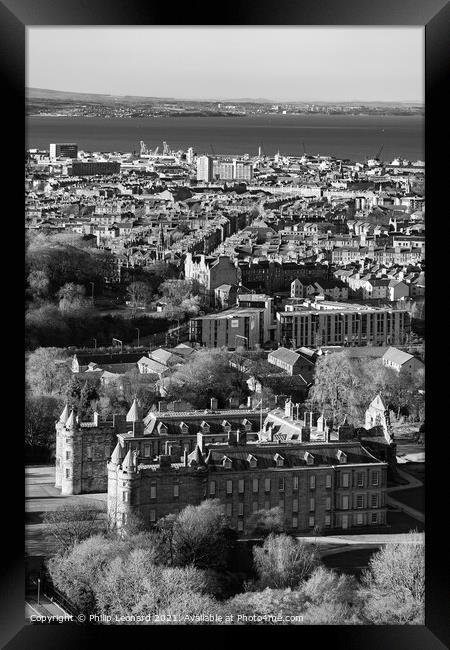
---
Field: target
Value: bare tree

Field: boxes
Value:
[43,503,107,553]
[253,533,320,589]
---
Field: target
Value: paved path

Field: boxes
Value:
[25,465,107,558]
[25,595,72,622]
[386,467,425,523]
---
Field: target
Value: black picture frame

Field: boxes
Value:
[3,0,448,647]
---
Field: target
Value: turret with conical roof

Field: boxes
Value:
[126,399,141,423]
[65,409,79,431]
[59,404,70,424]
[122,448,137,473]
[110,442,125,465]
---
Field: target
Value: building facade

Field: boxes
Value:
[49,143,78,160]
[107,423,387,534]
[70,161,121,176]
[277,302,410,348]
[55,400,268,495]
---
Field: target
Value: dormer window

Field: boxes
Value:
[200,421,210,433]
[222,420,231,432]
[157,422,168,435]
[222,456,232,469]
[336,449,347,464]
[247,454,257,468]
[179,422,189,434]
[242,419,252,432]
[274,453,285,467]
[304,451,314,465]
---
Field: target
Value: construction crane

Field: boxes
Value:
[209,144,216,157]
[374,144,384,160]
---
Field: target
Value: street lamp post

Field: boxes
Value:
[112,338,123,353]
[135,328,140,347]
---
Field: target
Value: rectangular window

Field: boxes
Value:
[238,502,244,516]
[66,451,71,460]
[149,510,156,522]
[326,474,332,489]
[144,444,151,457]
[342,473,350,488]
[357,472,364,487]
[122,491,128,502]
[264,500,270,511]
[238,479,245,494]
[237,519,244,532]
[293,476,299,490]
[226,480,233,494]
[209,481,216,496]
[279,499,284,510]
[356,513,364,525]
[292,516,298,528]
[65,469,70,479]
[264,478,271,492]
[309,475,316,490]
[309,497,315,512]
[371,472,380,486]
[371,494,379,508]
[150,484,157,499]
[292,498,298,513]
[371,512,378,524]
[342,495,349,510]
[356,494,364,509]
[252,478,259,493]
[86,447,92,460]
[309,515,315,527]
[325,497,331,511]
[226,503,232,517]
[122,513,127,525]
[252,501,258,514]
[173,484,179,498]
[279,478,285,492]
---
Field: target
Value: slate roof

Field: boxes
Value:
[382,347,414,366]
[75,352,144,366]
[143,410,266,437]
[204,443,381,471]
[268,347,302,366]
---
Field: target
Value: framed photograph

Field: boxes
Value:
[2,0,448,646]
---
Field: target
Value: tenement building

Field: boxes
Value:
[107,399,388,534]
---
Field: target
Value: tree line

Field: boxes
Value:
[44,500,424,625]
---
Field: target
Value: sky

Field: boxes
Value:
[27,27,424,103]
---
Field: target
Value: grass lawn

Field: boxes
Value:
[391,487,425,514]
[400,463,425,482]
[322,547,378,577]
[386,509,424,533]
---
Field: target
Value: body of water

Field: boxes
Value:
[26,114,424,163]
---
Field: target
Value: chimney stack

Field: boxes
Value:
[93,411,99,426]
[210,397,218,411]
[183,448,188,467]
[159,454,172,469]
